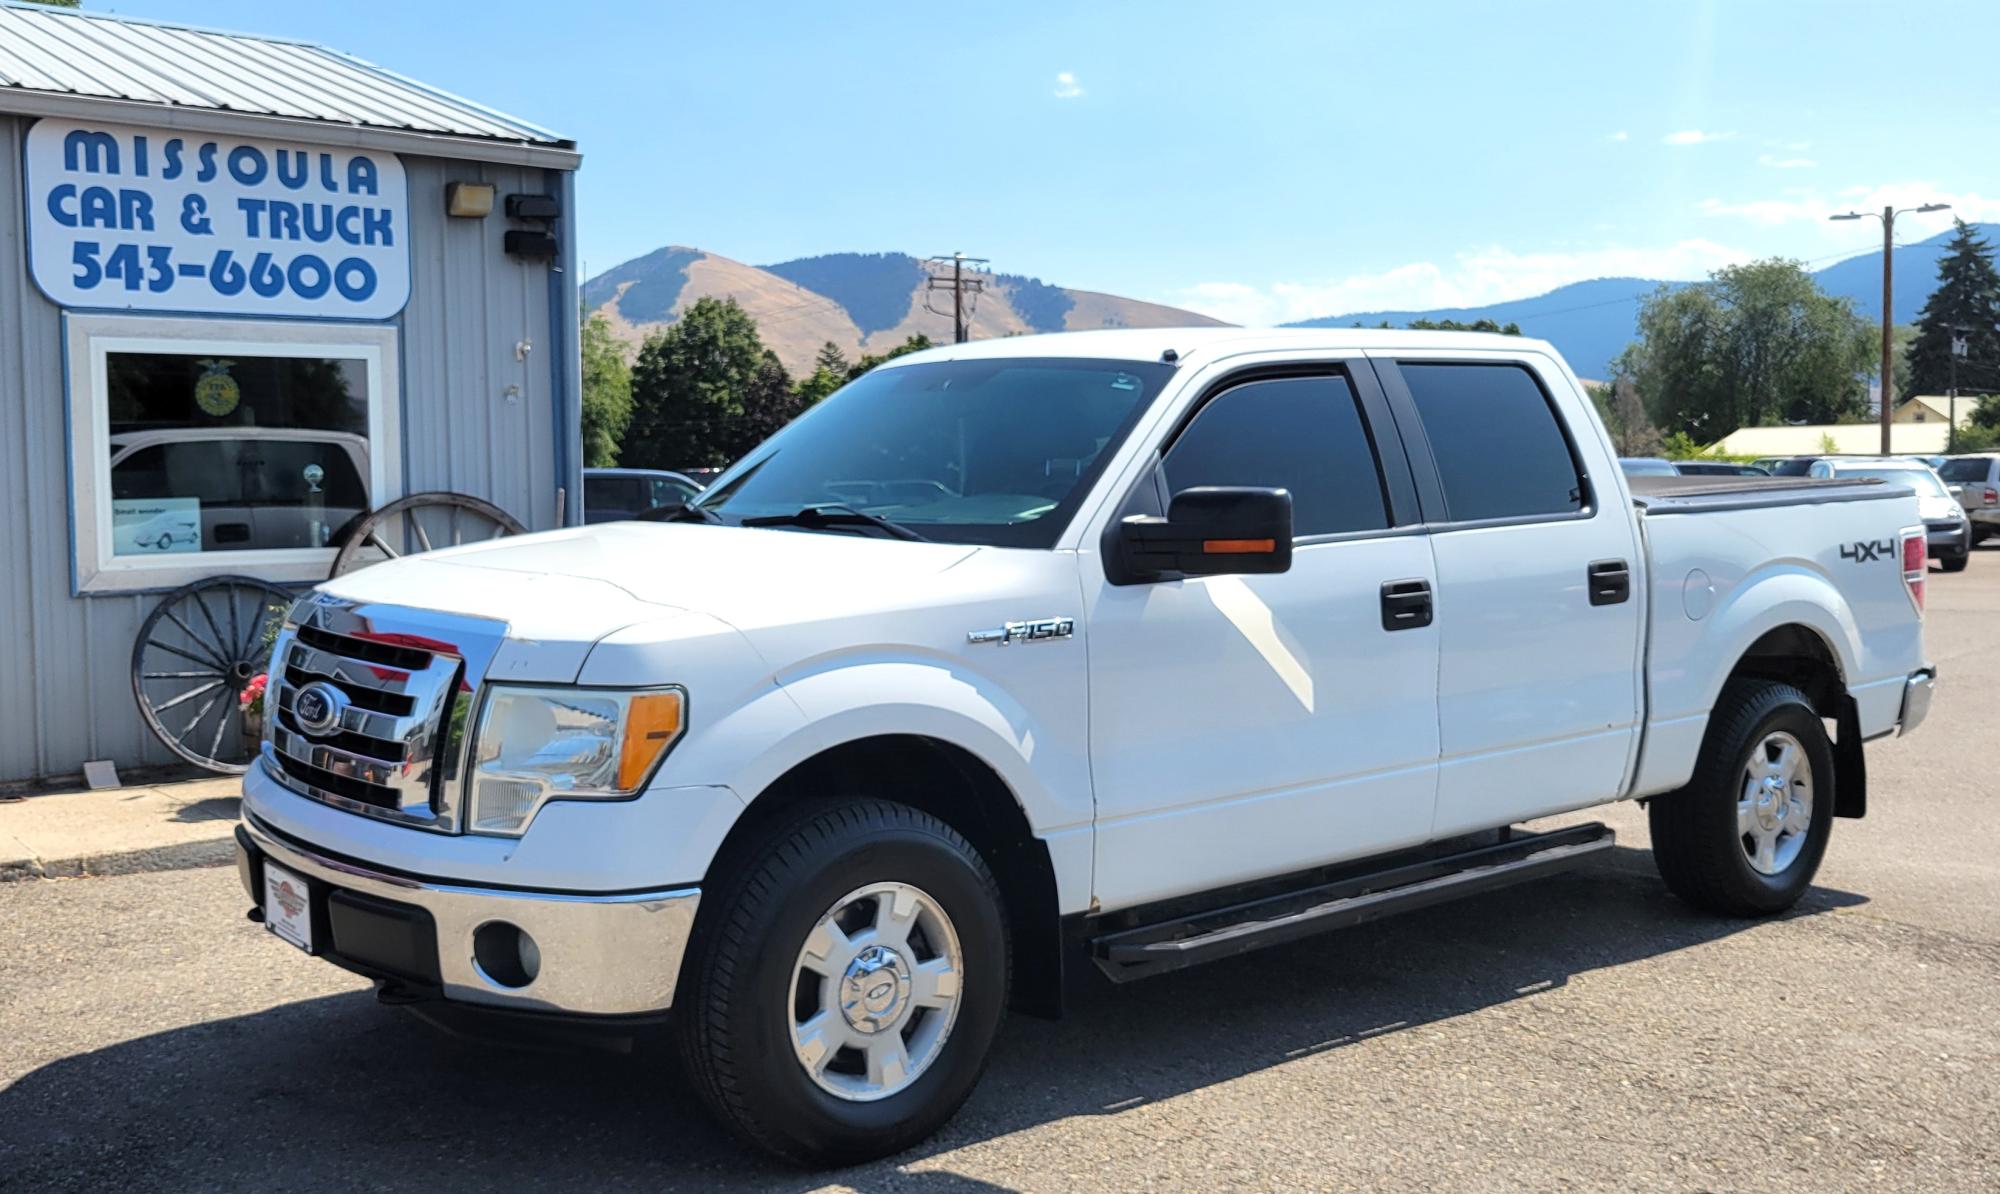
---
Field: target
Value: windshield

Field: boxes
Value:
[695,357,1173,547]
[1836,467,1950,498]
[1939,458,1992,482]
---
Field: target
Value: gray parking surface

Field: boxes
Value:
[4,555,1998,1192]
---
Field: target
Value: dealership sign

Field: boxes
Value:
[25,119,410,319]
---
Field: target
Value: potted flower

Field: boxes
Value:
[240,672,269,741]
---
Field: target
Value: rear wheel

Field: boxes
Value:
[676,799,1009,1166]
[1649,680,1834,915]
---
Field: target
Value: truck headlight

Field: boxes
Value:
[466,686,686,835]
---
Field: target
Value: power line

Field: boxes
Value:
[924,252,989,343]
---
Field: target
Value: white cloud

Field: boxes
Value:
[1757,154,1816,169]
[1052,71,1084,100]
[1699,183,2000,235]
[1160,239,1750,327]
[1663,129,1735,146]
[1607,130,1629,142]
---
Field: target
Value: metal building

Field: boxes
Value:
[0,2,582,784]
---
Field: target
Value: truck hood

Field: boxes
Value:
[318,522,982,645]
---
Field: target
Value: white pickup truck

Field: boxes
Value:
[236,329,1935,1165]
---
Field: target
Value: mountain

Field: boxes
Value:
[1285,224,1993,378]
[583,248,1229,373]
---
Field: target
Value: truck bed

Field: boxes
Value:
[1626,474,1905,515]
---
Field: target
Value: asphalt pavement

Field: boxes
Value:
[2,553,1997,1192]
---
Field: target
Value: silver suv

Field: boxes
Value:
[1939,455,2000,546]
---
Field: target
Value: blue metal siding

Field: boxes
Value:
[0,113,575,784]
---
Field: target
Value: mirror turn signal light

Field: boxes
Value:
[1203,538,1277,554]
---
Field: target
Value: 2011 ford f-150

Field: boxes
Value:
[235,329,1936,1165]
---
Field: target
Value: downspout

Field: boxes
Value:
[545,165,583,527]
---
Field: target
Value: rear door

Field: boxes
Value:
[1373,355,1645,836]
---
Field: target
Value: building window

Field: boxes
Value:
[66,314,400,593]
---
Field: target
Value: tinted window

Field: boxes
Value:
[1940,458,1993,482]
[1400,363,1583,522]
[1771,458,1816,476]
[584,475,631,513]
[1160,375,1388,536]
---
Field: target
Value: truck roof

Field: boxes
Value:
[880,327,1559,369]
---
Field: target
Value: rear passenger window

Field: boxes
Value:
[1161,374,1389,537]
[1400,363,1584,522]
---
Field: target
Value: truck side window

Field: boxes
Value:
[1160,374,1390,537]
[1399,363,1584,522]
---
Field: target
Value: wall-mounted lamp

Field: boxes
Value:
[445,182,496,218]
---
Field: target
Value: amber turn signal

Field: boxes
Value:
[1202,538,1276,555]
[617,690,686,790]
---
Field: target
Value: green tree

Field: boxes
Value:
[1405,317,1523,335]
[794,365,847,408]
[845,334,936,382]
[1589,377,1662,456]
[1907,220,2000,400]
[624,297,771,470]
[579,314,633,467]
[1618,259,1876,442]
[813,341,850,376]
[734,350,801,453]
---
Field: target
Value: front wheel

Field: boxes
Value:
[1649,680,1834,916]
[1940,550,1971,573]
[675,800,1009,1166]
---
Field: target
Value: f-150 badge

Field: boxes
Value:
[968,618,1075,645]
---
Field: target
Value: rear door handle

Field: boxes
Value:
[1588,559,1631,606]
[1380,578,1434,631]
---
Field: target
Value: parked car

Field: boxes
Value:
[1807,456,1970,571]
[1674,461,1771,477]
[1618,456,1677,476]
[1938,454,2000,545]
[582,467,705,523]
[237,330,1933,1165]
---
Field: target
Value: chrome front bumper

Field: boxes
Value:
[1899,667,1938,736]
[237,813,699,1016]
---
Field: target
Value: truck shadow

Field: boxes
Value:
[0,846,1865,1193]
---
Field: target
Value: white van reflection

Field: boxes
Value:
[109,429,370,551]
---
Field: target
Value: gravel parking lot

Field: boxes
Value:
[3,554,1997,1193]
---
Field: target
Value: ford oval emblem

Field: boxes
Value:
[292,681,349,736]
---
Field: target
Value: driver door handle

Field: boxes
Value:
[1380,579,1433,631]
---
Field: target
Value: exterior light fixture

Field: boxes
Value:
[445,182,496,218]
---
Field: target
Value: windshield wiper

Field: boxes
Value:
[739,504,929,542]
[632,500,723,525]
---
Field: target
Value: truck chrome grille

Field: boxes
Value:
[260,594,506,834]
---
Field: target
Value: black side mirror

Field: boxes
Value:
[1109,486,1293,585]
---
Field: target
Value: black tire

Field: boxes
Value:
[1649,680,1834,916]
[675,799,1010,1167]
[1941,550,1970,573]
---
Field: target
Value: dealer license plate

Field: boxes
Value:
[263,860,313,952]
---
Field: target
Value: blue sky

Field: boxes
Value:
[99,1,2000,324]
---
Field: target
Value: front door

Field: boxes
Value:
[1084,364,1442,912]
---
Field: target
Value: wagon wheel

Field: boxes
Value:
[131,576,294,774]
[328,491,527,578]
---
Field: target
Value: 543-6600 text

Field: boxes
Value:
[69,241,380,303]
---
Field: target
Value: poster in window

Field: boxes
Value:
[112,497,201,555]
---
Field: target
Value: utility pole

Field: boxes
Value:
[1951,324,1970,449]
[1831,201,1951,453]
[924,252,989,343]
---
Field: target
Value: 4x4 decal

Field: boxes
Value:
[1840,538,1896,562]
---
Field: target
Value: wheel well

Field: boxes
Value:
[708,734,1065,1019]
[1725,624,1865,817]
[1728,625,1843,716]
